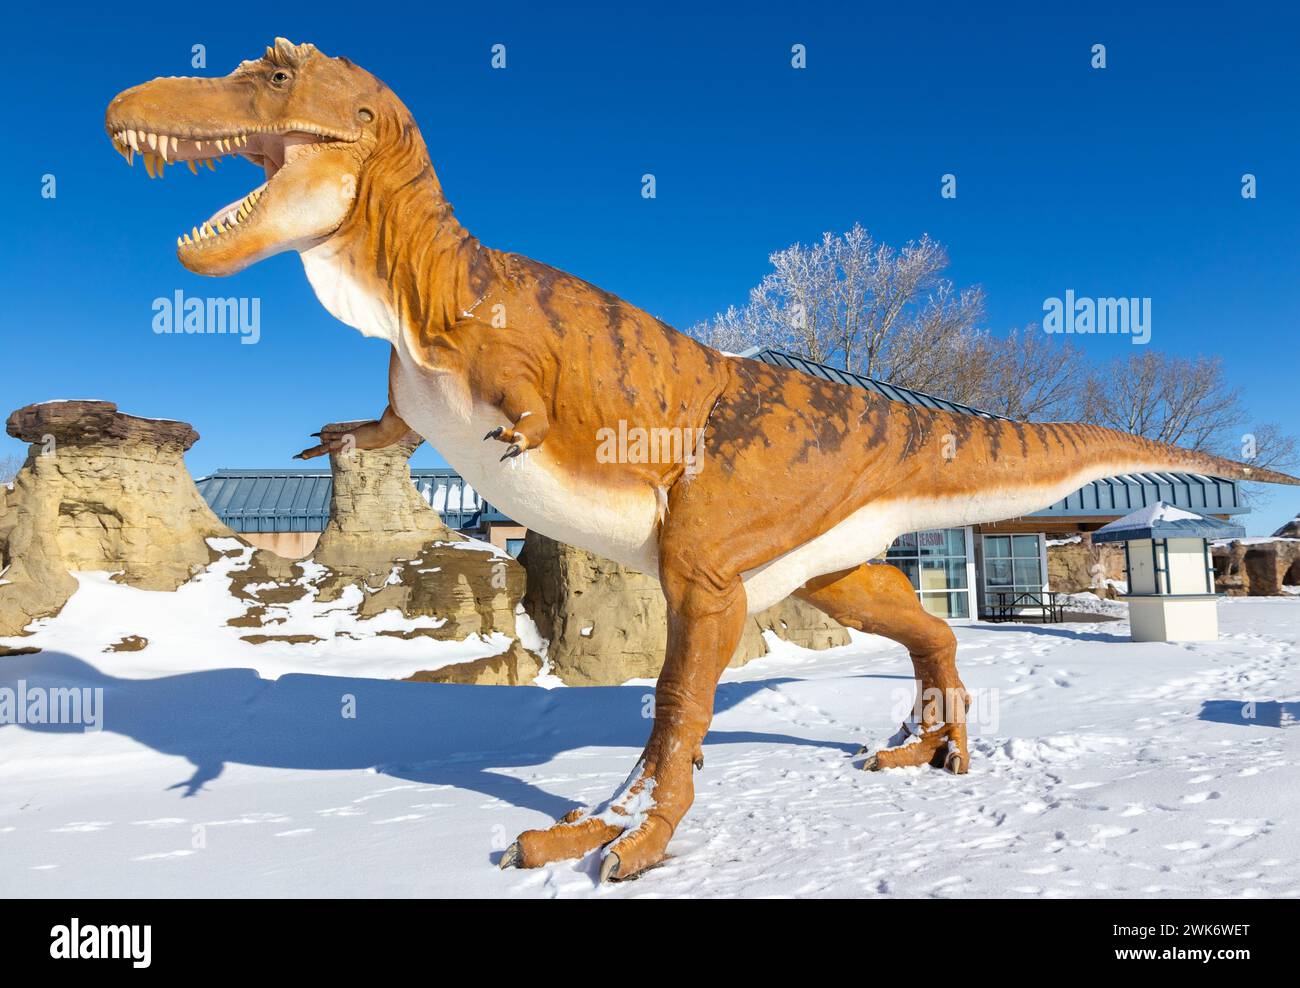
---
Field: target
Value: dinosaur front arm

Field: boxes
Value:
[483,380,550,461]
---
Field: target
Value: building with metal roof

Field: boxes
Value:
[196,468,522,558]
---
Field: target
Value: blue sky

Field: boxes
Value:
[3,1,1297,533]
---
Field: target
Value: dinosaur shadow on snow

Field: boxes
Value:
[0,651,860,822]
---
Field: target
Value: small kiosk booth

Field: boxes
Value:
[1092,502,1244,643]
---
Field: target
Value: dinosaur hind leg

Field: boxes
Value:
[795,563,971,774]
[500,565,748,881]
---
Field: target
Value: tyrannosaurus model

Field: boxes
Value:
[106,39,1298,882]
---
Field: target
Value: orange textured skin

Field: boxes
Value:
[109,41,1300,882]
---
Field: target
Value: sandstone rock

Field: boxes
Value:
[405,640,543,686]
[1046,535,1126,596]
[301,425,523,640]
[1212,536,1300,596]
[225,425,533,675]
[520,531,850,686]
[0,401,237,637]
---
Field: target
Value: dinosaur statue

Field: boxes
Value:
[106,39,1299,882]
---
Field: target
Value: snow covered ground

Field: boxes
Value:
[2,584,1297,898]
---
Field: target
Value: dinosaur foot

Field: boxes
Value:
[499,762,678,882]
[858,718,970,774]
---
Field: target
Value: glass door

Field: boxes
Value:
[982,534,1045,615]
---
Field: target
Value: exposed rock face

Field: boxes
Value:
[0,401,235,637]
[303,426,523,641]
[1046,535,1126,595]
[223,425,533,681]
[1212,536,1300,596]
[520,531,850,686]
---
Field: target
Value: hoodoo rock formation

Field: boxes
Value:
[520,531,850,686]
[228,423,539,681]
[0,401,236,638]
[305,424,526,642]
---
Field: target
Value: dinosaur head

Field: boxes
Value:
[106,39,415,276]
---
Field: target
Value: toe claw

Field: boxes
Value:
[500,444,522,461]
[499,841,522,870]
[861,752,881,772]
[944,751,967,774]
[599,852,620,884]
[483,427,503,441]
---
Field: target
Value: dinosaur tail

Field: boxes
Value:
[993,418,1300,493]
[1032,422,1300,488]
[925,418,1300,530]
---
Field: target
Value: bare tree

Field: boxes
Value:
[1078,352,1245,452]
[976,327,1086,421]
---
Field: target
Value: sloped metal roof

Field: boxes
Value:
[196,468,509,533]
[1092,501,1247,543]
[741,346,1010,421]
[740,346,1247,518]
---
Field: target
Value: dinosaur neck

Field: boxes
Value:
[300,143,478,348]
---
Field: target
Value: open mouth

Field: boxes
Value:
[105,124,353,248]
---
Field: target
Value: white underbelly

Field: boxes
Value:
[740,467,1129,613]
[393,361,661,575]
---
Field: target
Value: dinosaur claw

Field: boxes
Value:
[693,753,704,771]
[310,431,322,438]
[599,852,620,884]
[500,444,522,461]
[499,842,522,870]
[861,752,881,772]
[944,751,967,774]
[483,427,503,441]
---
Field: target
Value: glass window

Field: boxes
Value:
[984,535,1012,558]
[885,528,971,619]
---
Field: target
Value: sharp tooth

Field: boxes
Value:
[187,160,197,174]
[127,130,139,151]
[147,132,157,150]
[183,234,192,245]
[126,148,134,166]
[177,236,183,247]
[143,154,156,178]
[158,138,169,162]
[195,140,203,151]
[205,158,216,171]
[203,223,214,236]
[170,135,179,154]
[192,226,200,241]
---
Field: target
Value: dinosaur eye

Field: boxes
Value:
[357,108,374,123]
[270,70,291,85]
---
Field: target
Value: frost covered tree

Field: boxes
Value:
[688,224,1082,420]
